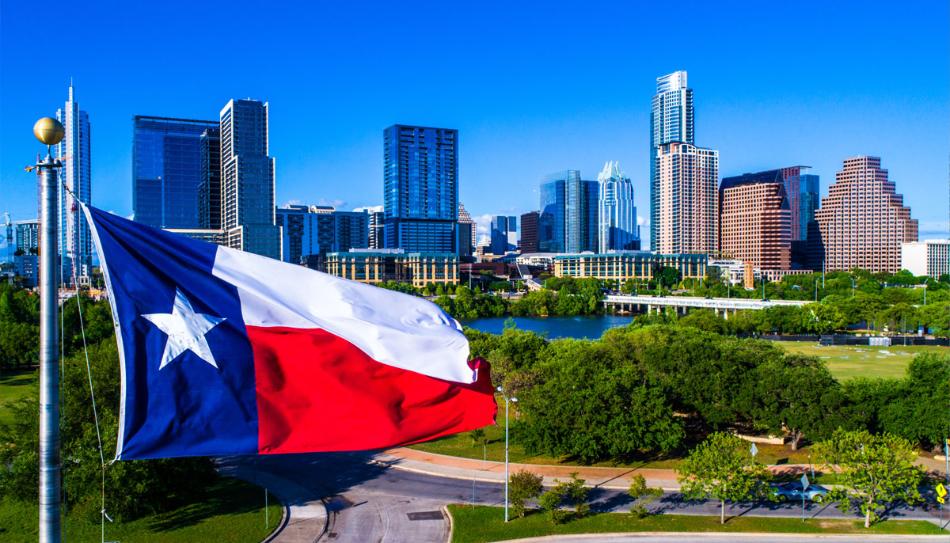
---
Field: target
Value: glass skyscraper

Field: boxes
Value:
[650,71,694,251]
[56,83,92,282]
[490,215,516,255]
[539,170,598,253]
[597,161,639,252]
[383,125,458,253]
[198,127,222,230]
[277,205,369,264]
[221,99,281,259]
[133,116,219,229]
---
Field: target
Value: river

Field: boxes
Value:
[462,315,634,339]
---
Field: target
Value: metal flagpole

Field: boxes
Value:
[32,117,65,543]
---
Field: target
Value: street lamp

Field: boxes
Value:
[497,386,518,522]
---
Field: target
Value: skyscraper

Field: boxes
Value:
[133,116,219,229]
[383,125,458,253]
[519,211,539,253]
[457,203,476,257]
[56,83,92,282]
[597,161,639,252]
[650,71,693,251]
[815,156,917,273]
[490,215,516,255]
[198,127,221,230]
[719,170,791,270]
[653,142,719,255]
[539,171,598,253]
[14,219,39,255]
[365,207,385,250]
[276,205,369,264]
[220,99,280,259]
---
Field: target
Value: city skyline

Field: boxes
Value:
[2,2,948,246]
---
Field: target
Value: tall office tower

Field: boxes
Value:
[490,215,516,255]
[198,127,222,229]
[14,220,40,254]
[776,166,820,242]
[719,170,791,270]
[653,142,719,255]
[133,116,219,229]
[383,125,458,253]
[650,71,694,251]
[220,99,281,259]
[519,211,540,253]
[367,209,385,250]
[597,161,640,252]
[457,203,476,257]
[277,205,368,263]
[815,156,917,273]
[56,83,92,282]
[539,170,598,253]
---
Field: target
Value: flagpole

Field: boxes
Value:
[33,117,65,543]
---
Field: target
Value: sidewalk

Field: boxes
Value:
[380,448,948,491]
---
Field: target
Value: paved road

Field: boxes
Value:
[225,452,947,543]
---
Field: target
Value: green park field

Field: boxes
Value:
[0,370,35,426]
[447,505,947,543]
[777,342,948,380]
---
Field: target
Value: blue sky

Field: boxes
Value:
[2,1,948,245]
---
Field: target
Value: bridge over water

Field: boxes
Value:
[604,294,809,318]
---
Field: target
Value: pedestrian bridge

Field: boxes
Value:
[604,294,809,317]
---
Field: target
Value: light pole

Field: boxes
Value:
[31,117,65,543]
[851,277,856,298]
[814,279,818,303]
[497,386,518,522]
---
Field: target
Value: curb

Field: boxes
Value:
[493,532,950,542]
[442,504,454,543]
[261,499,290,543]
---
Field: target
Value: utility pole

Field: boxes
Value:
[32,117,65,543]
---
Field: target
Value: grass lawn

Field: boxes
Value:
[776,342,948,381]
[0,369,36,426]
[0,477,282,543]
[447,505,947,543]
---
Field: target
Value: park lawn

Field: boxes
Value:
[0,477,282,543]
[447,505,947,543]
[0,369,37,426]
[777,343,948,380]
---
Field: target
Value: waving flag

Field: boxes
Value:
[82,205,495,460]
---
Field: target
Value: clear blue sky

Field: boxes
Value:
[2,1,948,246]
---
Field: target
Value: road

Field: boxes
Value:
[222,452,947,543]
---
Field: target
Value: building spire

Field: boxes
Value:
[68,77,74,102]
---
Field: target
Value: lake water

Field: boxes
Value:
[462,315,634,339]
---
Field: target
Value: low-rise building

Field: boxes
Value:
[323,249,458,287]
[553,251,706,282]
[901,240,950,278]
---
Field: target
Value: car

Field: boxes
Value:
[773,481,829,503]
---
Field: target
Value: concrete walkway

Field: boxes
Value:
[499,534,950,543]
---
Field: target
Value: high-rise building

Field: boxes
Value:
[198,127,221,230]
[815,156,917,273]
[457,203,476,257]
[383,125,458,253]
[276,205,369,264]
[650,71,694,250]
[653,142,719,255]
[368,209,385,250]
[597,161,639,252]
[776,166,820,242]
[901,240,949,279]
[56,83,92,282]
[719,170,792,270]
[539,171,598,253]
[133,116,219,229]
[14,220,39,255]
[519,211,540,253]
[490,215,516,255]
[220,99,280,259]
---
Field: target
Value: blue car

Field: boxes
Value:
[773,481,829,502]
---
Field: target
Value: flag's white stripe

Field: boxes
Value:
[80,204,129,460]
[211,246,473,384]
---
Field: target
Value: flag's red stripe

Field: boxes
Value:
[247,326,497,454]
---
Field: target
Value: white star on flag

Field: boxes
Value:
[142,289,226,370]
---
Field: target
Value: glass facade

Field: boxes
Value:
[133,116,219,229]
[56,84,93,282]
[198,128,221,229]
[597,161,639,252]
[383,125,458,253]
[539,171,598,253]
[277,205,370,264]
[490,215,516,255]
[650,71,694,251]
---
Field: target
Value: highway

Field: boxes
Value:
[223,452,946,543]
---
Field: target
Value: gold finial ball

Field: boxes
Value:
[33,117,65,146]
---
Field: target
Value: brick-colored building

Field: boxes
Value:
[719,171,791,270]
[653,142,719,255]
[815,156,917,273]
[323,250,458,288]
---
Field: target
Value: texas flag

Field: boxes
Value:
[82,205,496,460]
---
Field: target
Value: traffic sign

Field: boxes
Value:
[937,483,947,497]
[801,474,810,490]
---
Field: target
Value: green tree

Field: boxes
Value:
[538,473,588,524]
[627,474,663,517]
[676,432,773,524]
[508,471,543,518]
[653,266,681,290]
[879,353,950,448]
[814,430,924,527]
